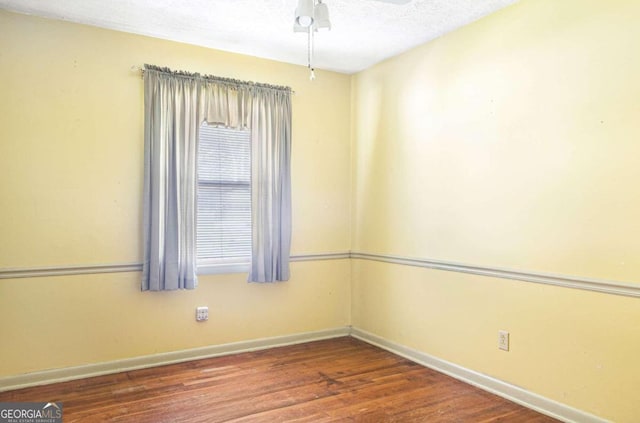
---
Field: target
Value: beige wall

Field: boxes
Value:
[350,0,640,421]
[0,11,351,376]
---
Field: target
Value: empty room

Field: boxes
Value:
[0,0,638,422]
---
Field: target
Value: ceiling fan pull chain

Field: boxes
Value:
[308,27,315,80]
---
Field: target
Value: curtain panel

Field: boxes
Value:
[142,65,292,291]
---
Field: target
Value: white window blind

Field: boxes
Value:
[197,124,251,266]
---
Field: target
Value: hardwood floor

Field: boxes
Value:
[0,337,558,422]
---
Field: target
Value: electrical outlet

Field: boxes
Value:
[196,306,209,322]
[498,330,509,351]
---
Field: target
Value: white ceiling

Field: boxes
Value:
[0,0,519,74]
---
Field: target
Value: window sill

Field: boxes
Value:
[198,261,250,275]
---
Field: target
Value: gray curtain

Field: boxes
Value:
[142,65,292,291]
[249,88,292,283]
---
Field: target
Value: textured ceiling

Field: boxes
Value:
[0,0,519,73]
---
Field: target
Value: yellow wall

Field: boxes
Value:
[351,0,640,421]
[2,0,640,421]
[0,11,351,376]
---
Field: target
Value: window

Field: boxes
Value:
[197,123,251,274]
[142,66,291,289]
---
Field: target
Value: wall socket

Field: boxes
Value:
[196,306,209,322]
[498,330,510,351]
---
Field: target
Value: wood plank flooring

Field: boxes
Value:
[0,337,558,422]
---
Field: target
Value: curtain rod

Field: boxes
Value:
[131,65,145,77]
[131,65,294,94]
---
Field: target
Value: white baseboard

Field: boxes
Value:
[350,327,609,423]
[0,326,350,393]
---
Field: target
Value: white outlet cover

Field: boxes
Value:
[498,330,509,351]
[196,306,209,321]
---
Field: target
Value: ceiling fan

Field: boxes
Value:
[293,0,411,79]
